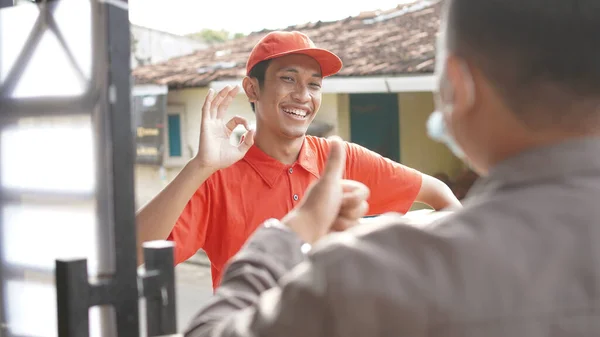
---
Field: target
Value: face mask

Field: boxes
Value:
[427,108,465,158]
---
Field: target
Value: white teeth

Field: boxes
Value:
[283,108,308,117]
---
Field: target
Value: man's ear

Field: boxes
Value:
[445,55,476,118]
[242,76,259,103]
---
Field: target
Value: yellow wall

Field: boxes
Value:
[135,164,174,209]
[336,94,351,141]
[398,92,463,177]
[398,92,464,210]
[317,93,340,137]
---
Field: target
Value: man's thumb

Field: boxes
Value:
[322,136,346,181]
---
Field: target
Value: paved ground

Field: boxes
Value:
[174,261,213,332]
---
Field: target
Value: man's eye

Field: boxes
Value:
[281,76,294,82]
[310,83,322,88]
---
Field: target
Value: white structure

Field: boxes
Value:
[131,24,208,67]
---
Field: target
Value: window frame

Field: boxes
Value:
[163,105,189,167]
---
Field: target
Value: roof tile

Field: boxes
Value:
[132,0,442,88]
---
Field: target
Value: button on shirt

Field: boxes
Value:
[167,136,423,288]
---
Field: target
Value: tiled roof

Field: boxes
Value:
[132,0,442,89]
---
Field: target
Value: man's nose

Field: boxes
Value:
[291,84,310,103]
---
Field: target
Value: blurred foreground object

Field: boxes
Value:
[0,0,179,336]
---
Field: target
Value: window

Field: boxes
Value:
[167,114,182,157]
[164,105,188,167]
[132,93,167,166]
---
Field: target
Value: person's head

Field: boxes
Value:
[242,31,342,139]
[428,0,600,175]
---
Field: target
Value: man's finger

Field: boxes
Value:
[341,179,367,193]
[330,216,360,232]
[339,180,370,211]
[201,89,215,121]
[211,86,232,117]
[217,86,240,119]
[321,136,346,182]
[340,188,369,211]
[341,180,370,198]
[225,115,250,132]
[339,200,369,220]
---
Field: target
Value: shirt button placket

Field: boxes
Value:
[289,166,298,202]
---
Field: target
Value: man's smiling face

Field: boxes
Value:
[254,54,323,139]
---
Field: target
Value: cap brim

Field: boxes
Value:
[265,48,343,77]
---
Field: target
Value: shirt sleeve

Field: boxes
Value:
[344,142,423,215]
[167,177,214,265]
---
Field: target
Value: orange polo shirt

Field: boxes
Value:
[167,136,422,288]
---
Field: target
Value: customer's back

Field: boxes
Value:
[325,137,600,336]
[317,0,600,335]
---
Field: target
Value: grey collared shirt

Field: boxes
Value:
[185,137,600,337]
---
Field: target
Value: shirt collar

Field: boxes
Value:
[243,137,320,187]
[467,137,600,198]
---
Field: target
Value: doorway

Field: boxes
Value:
[350,93,400,162]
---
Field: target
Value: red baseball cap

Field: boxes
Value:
[246,31,342,78]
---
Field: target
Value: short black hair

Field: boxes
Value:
[247,59,272,113]
[446,0,600,130]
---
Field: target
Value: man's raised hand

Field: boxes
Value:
[193,85,255,173]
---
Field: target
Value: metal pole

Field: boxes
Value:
[0,1,177,336]
[57,0,141,336]
[0,0,12,10]
[103,1,140,334]
[143,241,177,336]
[56,260,91,337]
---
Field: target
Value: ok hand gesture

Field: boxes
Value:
[193,85,255,173]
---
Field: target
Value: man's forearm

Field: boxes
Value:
[185,220,307,337]
[430,183,462,210]
[416,174,462,211]
[135,160,214,266]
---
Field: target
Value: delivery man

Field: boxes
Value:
[135,31,461,288]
